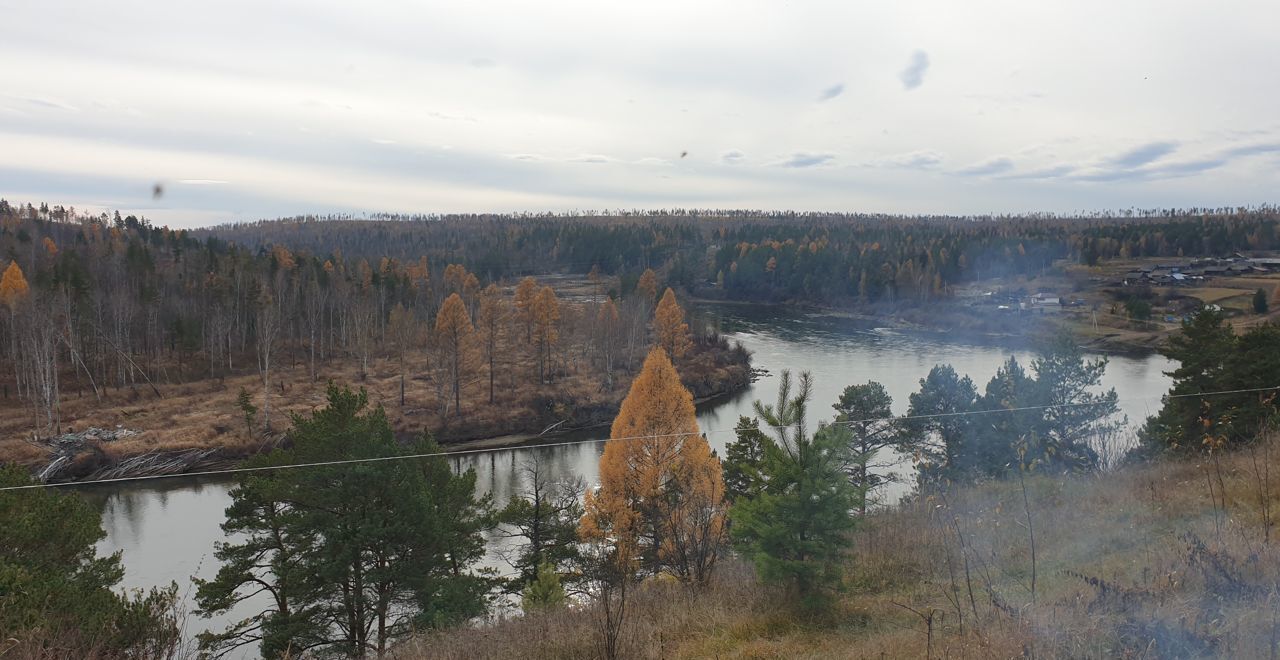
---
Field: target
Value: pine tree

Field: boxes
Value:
[521,561,567,613]
[831,381,901,515]
[495,457,584,594]
[580,347,727,583]
[1,465,179,653]
[653,288,692,360]
[727,371,860,606]
[903,365,979,484]
[195,384,493,657]
[1255,288,1269,314]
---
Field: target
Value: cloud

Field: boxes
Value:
[875,150,943,170]
[469,57,496,68]
[177,179,229,185]
[1103,141,1178,168]
[634,157,672,166]
[568,154,613,164]
[426,111,477,123]
[817,84,844,102]
[1002,164,1076,180]
[773,152,835,168]
[899,50,930,90]
[12,95,79,112]
[955,157,1014,177]
[720,149,746,165]
[370,138,398,145]
[1225,142,1280,158]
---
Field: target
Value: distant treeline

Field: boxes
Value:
[200,205,1280,304]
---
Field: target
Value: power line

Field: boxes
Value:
[2,384,1277,493]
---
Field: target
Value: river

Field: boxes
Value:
[81,304,1174,654]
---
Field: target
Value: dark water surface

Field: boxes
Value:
[85,304,1174,654]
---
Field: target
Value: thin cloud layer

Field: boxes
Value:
[0,0,1277,225]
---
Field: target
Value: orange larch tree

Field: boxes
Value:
[513,276,538,342]
[635,268,658,307]
[476,283,508,403]
[580,347,726,583]
[653,288,692,360]
[434,292,476,416]
[531,286,560,383]
[596,297,622,388]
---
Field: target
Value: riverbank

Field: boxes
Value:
[3,336,751,484]
[403,431,1280,659]
[697,295,1165,356]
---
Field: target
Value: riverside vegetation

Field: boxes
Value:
[3,204,1280,658]
[5,302,1278,658]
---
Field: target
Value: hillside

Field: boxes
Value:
[403,432,1280,659]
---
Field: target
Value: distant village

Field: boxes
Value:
[1118,255,1280,287]
[960,253,1280,321]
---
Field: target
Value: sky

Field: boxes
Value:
[2,0,1279,228]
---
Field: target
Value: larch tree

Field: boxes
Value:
[387,302,420,406]
[654,288,692,360]
[434,293,476,416]
[254,283,281,431]
[580,347,727,583]
[514,276,539,342]
[531,286,560,383]
[634,268,657,307]
[596,297,622,388]
[476,283,507,404]
[1,261,30,400]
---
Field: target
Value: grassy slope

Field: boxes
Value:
[405,433,1280,659]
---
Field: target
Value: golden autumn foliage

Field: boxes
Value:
[514,276,539,341]
[476,283,508,403]
[0,261,30,311]
[580,347,727,583]
[434,293,476,415]
[654,288,692,360]
[531,286,560,383]
[635,268,658,305]
[42,237,57,258]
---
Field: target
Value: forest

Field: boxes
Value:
[4,199,1280,658]
[0,201,751,478]
[202,204,1280,303]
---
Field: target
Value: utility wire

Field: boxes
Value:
[2,384,1277,493]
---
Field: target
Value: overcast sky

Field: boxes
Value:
[2,0,1279,227]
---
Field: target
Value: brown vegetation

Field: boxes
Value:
[0,281,749,480]
[407,428,1280,659]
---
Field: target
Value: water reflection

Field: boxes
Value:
[86,302,1174,655]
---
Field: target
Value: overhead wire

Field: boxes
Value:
[1,384,1277,493]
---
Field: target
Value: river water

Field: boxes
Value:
[81,304,1173,654]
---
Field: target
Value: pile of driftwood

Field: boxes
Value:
[34,426,231,483]
[47,426,139,446]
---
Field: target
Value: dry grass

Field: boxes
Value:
[406,433,1280,659]
[0,335,746,476]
